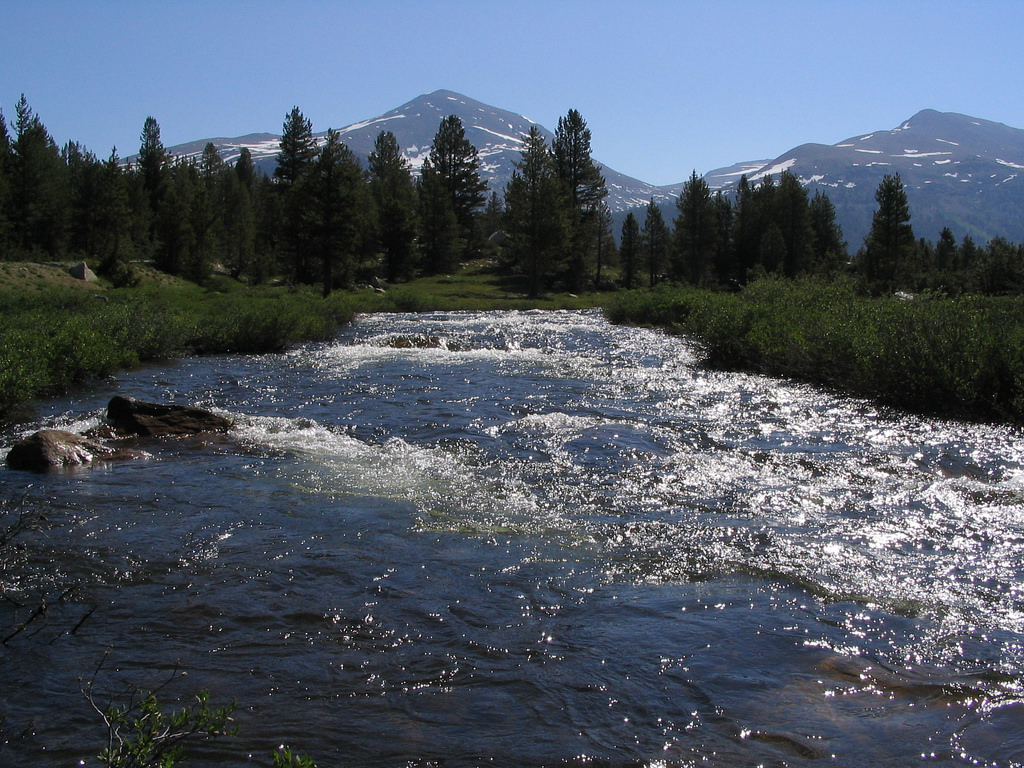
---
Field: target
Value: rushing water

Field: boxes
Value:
[2,309,1024,767]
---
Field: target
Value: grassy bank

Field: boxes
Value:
[0,261,599,420]
[603,278,1024,423]
[0,267,362,417]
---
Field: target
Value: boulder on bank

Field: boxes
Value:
[68,261,98,281]
[6,429,115,471]
[106,395,232,437]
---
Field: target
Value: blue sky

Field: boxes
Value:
[2,0,1022,186]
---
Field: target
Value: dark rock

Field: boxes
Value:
[6,429,115,471]
[106,396,232,437]
[385,335,443,349]
[68,261,98,281]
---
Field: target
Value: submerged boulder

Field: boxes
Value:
[6,429,115,471]
[106,395,232,437]
[103,397,232,438]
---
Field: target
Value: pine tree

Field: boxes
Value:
[808,190,847,275]
[424,115,487,262]
[673,170,717,284]
[418,156,461,274]
[935,226,957,273]
[275,107,318,283]
[368,130,417,281]
[552,109,607,291]
[138,116,169,208]
[200,142,226,186]
[10,95,69,257]
[0,108,10,256]
[619,211,640,290]
[861,173,915,292]
[135,115,170,259]
[275,107,317,186]
[93,148,134,284]
[731,174,759,280]
[310,128,365,295]
[503,125,567,297]
[750,174,779,274]
[641,200,670,287]
[711,191,735,284]
[235,146,257,192]
[774,171,815,278]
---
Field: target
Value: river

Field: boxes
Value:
[2,309,1023,767]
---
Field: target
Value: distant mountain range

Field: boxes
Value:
[158,90,1024,248]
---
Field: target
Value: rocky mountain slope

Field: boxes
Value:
[704,109,1024,246]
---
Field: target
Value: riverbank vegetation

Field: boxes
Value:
[3,93,1024,424]
[604,278,1024,422]
[0,269,360,417]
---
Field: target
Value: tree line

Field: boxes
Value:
[0,96,494,293]
[621,168,1024,297]
[2,93,1023,297]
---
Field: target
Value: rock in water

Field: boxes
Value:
[6,429,113,471]
[106,396,232,437]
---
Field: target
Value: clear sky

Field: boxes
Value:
[2,0,1022,186]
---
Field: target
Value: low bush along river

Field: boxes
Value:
[2,309,1023,767]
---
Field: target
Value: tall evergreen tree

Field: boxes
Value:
[641,199,670,287]
[731,174,759,280]
[750,174,779,273]
[10,95,68,257]
[861,173,915,291]
[275,106,318,283]
[200,142,226,186]
[220,165,256,281]
[418,156,461,274]
[275,107,317,186]
[368,130,417,281]
[136,115,170,259]
[935,226,958,274]
[710,191,735,283]
[424,115,487,262]
[63,140,101,258]
[808,190,847,275]
[503,125,567,297]
[619,211,640,290]
[137,116,169,207]
[0,109,10,256]
[153,156,197,278]
[235,146,257,192]
[774,170,814,278]
[93,148,134,283]
[673,170,717,284]
[310,128,365,295]
[552,109,607,291]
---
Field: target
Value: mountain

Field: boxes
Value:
[161,90,677,213]
[159,94,1024,248]
[703,109,1024,246]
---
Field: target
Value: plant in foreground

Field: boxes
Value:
[83,656,236,768]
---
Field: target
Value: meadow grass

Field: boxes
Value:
[603,278,1024,423]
